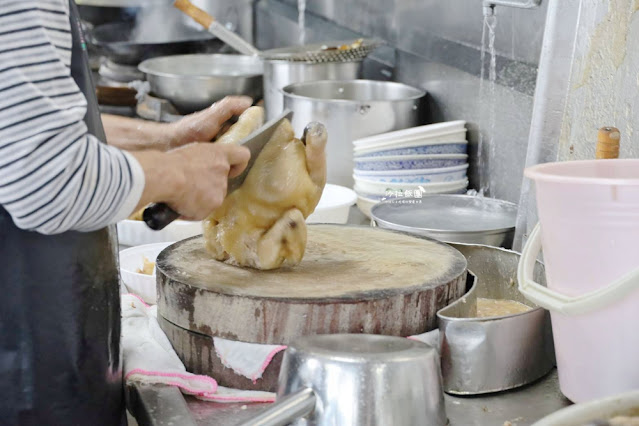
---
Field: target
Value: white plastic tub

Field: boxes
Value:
[307,184,357,224]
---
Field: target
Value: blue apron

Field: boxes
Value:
[0,1,125,424]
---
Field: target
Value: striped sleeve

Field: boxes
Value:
[0,0,144,234]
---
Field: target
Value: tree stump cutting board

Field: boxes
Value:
[157,224,467,390]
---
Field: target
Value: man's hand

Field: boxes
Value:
[166,96,253,149]
[102,96,253,151]
[131,143,250,220]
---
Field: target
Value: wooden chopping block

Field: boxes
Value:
[157,224,468,390]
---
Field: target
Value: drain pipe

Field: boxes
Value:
[483,0,541,16]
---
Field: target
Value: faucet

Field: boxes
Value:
[483,0,541,16]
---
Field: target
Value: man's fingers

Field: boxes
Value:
[223,145,251,177]
[209,96,253,125]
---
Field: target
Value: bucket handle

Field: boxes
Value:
[518,223,639,315]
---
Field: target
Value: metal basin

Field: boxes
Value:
[438,243,555,395]
[283,80,425,187]
[371,194,518,248]
[138,54,263,114]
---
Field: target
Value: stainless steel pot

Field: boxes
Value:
[263,60,362,120]
[282,80,425,187]
[371,194,517,248]
[242,334,446,426]
[138,54,263,113]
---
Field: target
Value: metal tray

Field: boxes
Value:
[371,194,517,248]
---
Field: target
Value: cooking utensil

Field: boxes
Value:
[371,194,518,248]
[283,80,425,186]
[174,0,258,56]
[138,54,263,114]
[143,109,293,231]
[89,21,218,65]
[157,225,467,391]
[174,0,380,62]
[240,334,446,426]
[439,243,555,395]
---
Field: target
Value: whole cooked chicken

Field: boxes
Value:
[203,106,327,270]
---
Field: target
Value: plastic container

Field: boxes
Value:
[119,242,173,304]
[307,184,357,224]
[518,159,639,403]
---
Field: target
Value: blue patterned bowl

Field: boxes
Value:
[354,154,468,172]
[354,164,469,184]
[355,142,467,158]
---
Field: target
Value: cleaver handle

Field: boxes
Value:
[143,203,180,231]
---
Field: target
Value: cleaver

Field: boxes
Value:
[143,109,294,231]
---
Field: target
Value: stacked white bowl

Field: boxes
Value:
[352,120,469,217]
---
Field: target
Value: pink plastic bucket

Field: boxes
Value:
[518,159,639,403]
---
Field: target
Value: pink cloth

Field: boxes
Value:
[121,294,275,403]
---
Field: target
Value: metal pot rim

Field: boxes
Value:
[281,79,426,104]
[138,54,264,80]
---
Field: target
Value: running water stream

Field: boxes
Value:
[478,14,498,196]
[298,0,306,44]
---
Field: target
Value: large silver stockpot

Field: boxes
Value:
[282,80,425,187]
[263,60,362,120]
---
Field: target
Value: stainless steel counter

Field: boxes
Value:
[125,206,572,425]
[128,370,570,426]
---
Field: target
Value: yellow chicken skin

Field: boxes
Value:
[203,107,327,270]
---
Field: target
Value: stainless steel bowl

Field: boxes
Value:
[242,334,446,426]
[138,54,263,113]
[371,194,518,248]
[282,80,426,187]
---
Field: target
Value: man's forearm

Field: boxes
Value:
[102,114,176,151]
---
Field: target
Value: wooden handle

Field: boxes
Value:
[596,126,620,159]
[174,0,214,29]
